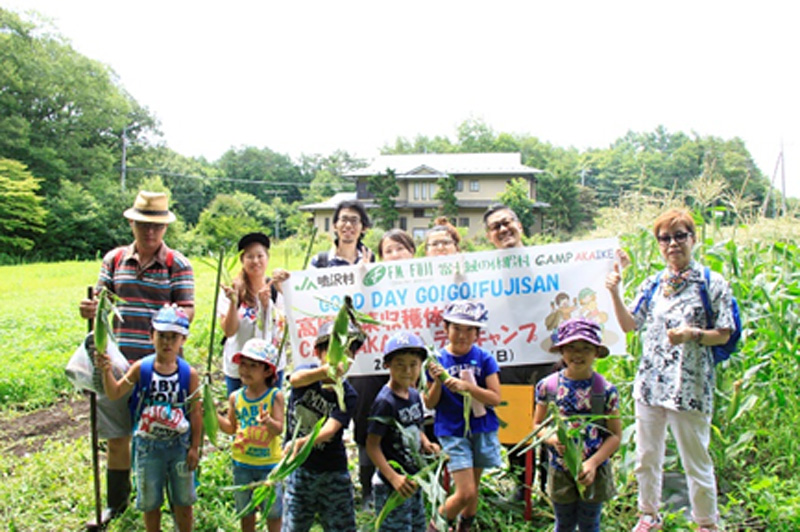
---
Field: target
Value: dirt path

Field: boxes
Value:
[0,398,91,457]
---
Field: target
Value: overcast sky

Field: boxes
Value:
[10,1,800,198]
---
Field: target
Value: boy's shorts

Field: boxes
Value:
[134,434,196,512]
[97,390,133,439]
[283,467,356,532]
[233,465,282,520]
[439,431,502,472]
[373,483,425,532]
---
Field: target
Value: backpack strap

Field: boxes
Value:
[544,372,559,404]
[633,271,664,315]
[590,372,607,421]
[698,267,715,329]
[131,354,157,423]
[315,251,329,268]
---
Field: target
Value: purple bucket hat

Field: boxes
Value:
[550,317,609,358]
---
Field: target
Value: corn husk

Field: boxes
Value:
[370,416,449,531]
[425,352,472,437]
[202,377,219,446]
[93,287,124,356]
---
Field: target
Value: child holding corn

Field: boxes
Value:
[95,304,201,532]
[217,338,284,532]
[281,321,361,532]
[533,317,621,532]
[424,301,502,532]
[366,331,441,532]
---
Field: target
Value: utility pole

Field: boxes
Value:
[121,127,128,191]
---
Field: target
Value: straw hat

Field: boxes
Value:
[124,191,177,224]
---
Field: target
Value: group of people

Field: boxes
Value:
[79,191,734,532]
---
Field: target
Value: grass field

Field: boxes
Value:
[1,221,799,531]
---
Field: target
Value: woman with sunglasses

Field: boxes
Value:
[605,208,734,532]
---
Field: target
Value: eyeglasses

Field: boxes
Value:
[656,231,692,245]
[338,216,361,227]
[429,239,455,249]
[135,222,166,232]
[487,218,516,232]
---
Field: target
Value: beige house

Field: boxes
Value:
[300,153,548,240]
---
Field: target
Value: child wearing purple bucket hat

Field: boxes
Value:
[533,317,621,532]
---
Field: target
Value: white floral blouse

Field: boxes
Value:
[630,261,735,415]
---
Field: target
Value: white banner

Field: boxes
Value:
[284,237,624,376]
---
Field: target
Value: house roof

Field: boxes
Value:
[345,153,542,179]
[298,192,357,211]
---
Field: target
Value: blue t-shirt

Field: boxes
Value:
[429,345,500,437]
[367,385,425,484]
[285,363,358,472]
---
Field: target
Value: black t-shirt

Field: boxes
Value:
[286,364,358,472]
[367,385,425,484]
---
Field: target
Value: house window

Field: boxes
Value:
[412,228,426,240]
[459,217,470,228]
[421,183,427,200]
[413,183,420,200]
[470,180,480,192]
[430,183,437,198]
[455,179,464,192]
[413,208,425,218]
[399,217,407,230]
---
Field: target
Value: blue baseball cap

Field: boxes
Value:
[383,331,427,363]
[152,304,190,336]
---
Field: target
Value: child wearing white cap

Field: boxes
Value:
[424,301,502,532]
[218,338,285,532]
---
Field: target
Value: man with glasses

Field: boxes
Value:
[311,199,375,267]
[309,199,377,509]
[79,190,194,524]
[483,203,553,497]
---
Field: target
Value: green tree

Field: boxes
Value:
[434,174,459,221]
[497,178,537,236]
[0,9,157,197]
[191,193,265,253]
[366,168,400,230]
[0,158,47,253]
[216,146,306,204]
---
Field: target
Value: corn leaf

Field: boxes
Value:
[230,416,325,518]
[374,455,449,531]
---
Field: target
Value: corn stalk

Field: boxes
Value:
[93,287,124,356]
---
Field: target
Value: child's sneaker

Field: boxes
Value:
[632,514,662,531]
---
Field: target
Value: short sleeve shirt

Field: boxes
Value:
[629,261,734,415]
[535,370,619,471]
[430,345,500,437]
[98,243,194,360]
[367,386,425,483]
[285,363,358,472]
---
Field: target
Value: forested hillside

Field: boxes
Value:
[1,8,793,264]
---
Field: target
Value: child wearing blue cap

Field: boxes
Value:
[424,301,502,532]
[218,338,285,532]
[366,331,441,532]
[533,317,621,532]
[96,304,201,532]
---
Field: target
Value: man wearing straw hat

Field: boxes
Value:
[79,190,195,523]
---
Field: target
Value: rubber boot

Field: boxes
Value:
[105,469,131,518]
